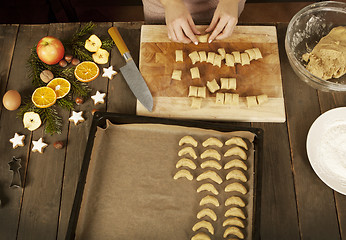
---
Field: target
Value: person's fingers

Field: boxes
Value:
[208,17,228,43]
[181,21,199,44]
[205,13,219,33]
[215,19,236,40]
[168,26,179,42]
[187,15,201,35]
[173,23,192,44]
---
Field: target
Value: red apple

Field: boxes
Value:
[36,36,65,65]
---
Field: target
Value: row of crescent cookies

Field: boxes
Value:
[173,136,250,240]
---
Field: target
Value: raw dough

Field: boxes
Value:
[171,70,182,81]
[175,50,183,62]
[302,26,346,80]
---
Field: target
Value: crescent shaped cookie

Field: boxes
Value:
[223,226,244,239]
[224,207,246,219]
[200,195,220,207]
[201,149,221,161]
[191,232,211,240]
[173,169,193,180]
[224,159,248,171]
[225,196,246,207]
[223,217,245,228]
[226,169,248,182]
[225,137,248,150]
[224,147,247,160]
[192,220,214,235]
[197,170,223,184]
[197,183,219,195]
[176,158,197,170]
[202,137,223,147]
[225,183,247,194]
[178,146,197,159]
[197,208,217,221]
[200,160,222,170]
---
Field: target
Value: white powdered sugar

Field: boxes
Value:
[319,120,346,182]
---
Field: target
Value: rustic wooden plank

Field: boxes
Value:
[0,24,21,240]
[278,23,340,240]
[317,91,346,240]
[15,23,76,240]
[56,22,112,240]
[107,22,143,114]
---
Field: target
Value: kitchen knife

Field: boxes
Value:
[108,26,153,112]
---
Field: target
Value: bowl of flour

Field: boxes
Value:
[307,107,346,195]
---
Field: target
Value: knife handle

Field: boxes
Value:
[108,27,130,57]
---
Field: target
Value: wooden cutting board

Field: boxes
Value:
[137,25,285,122]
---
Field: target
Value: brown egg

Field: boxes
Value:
[3,90,21,111]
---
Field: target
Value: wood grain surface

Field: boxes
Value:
[138,25,285,122]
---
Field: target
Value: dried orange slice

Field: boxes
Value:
[32,87,57,108]
[47,78,71,99]
[74,61,100,82]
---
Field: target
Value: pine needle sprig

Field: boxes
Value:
[101,38,115,52]
[71,22,95,43]
[56,96,74,111]
[41,107,62,135]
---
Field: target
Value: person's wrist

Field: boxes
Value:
[160,0,184,8]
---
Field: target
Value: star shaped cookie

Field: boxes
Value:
[102,66,117,80]
[91,91,106,105]
[32,138,48,153]
[69,111,85,125]
[9,133,25,149]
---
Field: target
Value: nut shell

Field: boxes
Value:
[53,141,64,149]
[40,70,54,83]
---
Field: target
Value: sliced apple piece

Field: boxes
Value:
[85,34,102,52]
[23,112,42,131]
[92,48,109,64]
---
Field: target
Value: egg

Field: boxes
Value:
[3,90,21,111]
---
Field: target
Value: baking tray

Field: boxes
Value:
[65,112,263,240]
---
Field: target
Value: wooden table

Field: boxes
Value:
[0,22,345,240]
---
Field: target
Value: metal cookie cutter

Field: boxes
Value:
[8,156,22,188]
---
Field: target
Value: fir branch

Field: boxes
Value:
[72,46,93,62]
[56,97,74,111]
[42,107,62,135]
[17,98,39,119]
[71,22,95,43]
[69,78,91,98]
[101,38,115,52]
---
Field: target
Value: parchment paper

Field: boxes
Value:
[75,122,256,240]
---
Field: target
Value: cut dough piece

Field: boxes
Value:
[198,51,207,62]
[228,78,236,90]
[179,135,198,147]
[252,47,263,59]
[225,137,248,150]
[171,70,182,81]
[232,51,241,63]
[197,183,219,195]
[226,169,247,182]
[207,52,216,64]
[220,78,229,90]
[245,48,256,61]
[191,97,203,109]
[198,87,207,98]
[213,54,222,67]
[189,51,200,64]
[197,170,223,184]
[225,93,233,105]
[200,195,220,207]
[225,196,246,207]
[206,79,220,93]
[175,50,183,62]
[216,93,224,105]
[224,207,246,219]
[246,96,258,108]
[201,160,222,170]
[232,94,239,105]
[197,208,217,221]
[257,94,268,105]
[217,48,226,60]
[189,86,198,97]
[197,33,210,43]
[190,67,200,79]
[224,146,247,160]
[201,149,221,161]
[202,137,223,148]
[225,182,247,194]
[240,52,250,66]
[223,217,245,228]
[225,53,235,67]
[224,226,244,239]
[192,220,214,235]
[191,232,211,240]
[173,169,193,180]
[224,159,248,170]
[178,146,197,159]
[176,158,197,169]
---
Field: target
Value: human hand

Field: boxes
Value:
[205,0,239,43]
[162,0,200,44]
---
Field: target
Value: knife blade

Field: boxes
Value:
[108,26,153,112]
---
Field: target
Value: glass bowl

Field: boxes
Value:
[285,1,346,92]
